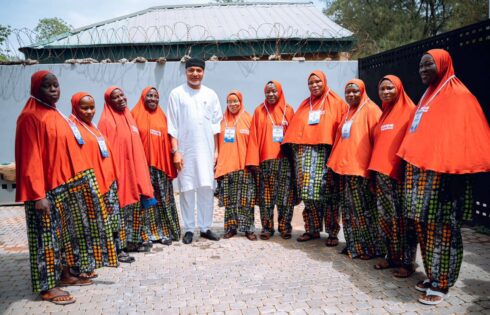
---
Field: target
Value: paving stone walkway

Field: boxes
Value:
[0,202,489,315]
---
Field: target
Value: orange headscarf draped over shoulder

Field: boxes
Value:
[15,70,90,201]
[215,90,252,178]
[245,80,295,166]
[327,79,382,178]
[283,70,347,145]
[397,49,490,174]
[98,86,154,207]
[131,86,177,180]
[368,75,416,181]
[70,92,118,195]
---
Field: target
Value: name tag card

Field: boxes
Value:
[150,129,161,136]
[97,136,109,158]
[308,110,321,125]
[272,125,284,142]
[381,124,394,131]
[224,127,236,143]
[341,120,353,139]
[68,120,85,145]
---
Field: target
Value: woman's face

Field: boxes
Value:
[265,83,279,105]
[75,95,96,124]
[378,79,398,104]
[110,89,127,111]
[145,89,159,111]
[38,74,60,105]
[419,54,438,85]
[345,83,361,106]
[308,74,324,97]
[227,94,241,115]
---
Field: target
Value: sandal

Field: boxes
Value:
[223,229,237,239]
[41,288,76,305]
[78,271,98,280]
[259,231,272,240]
[415,279,431,292]
[118,251,135,263]
[393,267,415,278]
[280,232,292,240]
[340,247,349,255]
[245,232,258,241]
[359,254,372,260]
[296,232,320,242]
[418,288,448,305]
[325,236,339,247]
[374,259,399,270]
[60,277,93,287]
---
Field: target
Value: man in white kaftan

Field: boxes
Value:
[167,58,223,244]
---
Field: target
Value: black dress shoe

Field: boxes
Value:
[161,238,172,246]
[200,230,220,241]
[182,232,194,244]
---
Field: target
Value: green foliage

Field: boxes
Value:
[34,17,72,42]
[326,0,488,58]
[0,24,12,61]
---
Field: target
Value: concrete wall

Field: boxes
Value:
[0,60,357,202]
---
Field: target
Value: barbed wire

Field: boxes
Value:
[1,22,353,64]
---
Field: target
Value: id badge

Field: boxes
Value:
[341,120,353,139]
[410,107,428,133]
[224,127,236,143]
[308,110,321,125]
[97,136,109,158]
[272,125,284,142]
[68,120,84,145]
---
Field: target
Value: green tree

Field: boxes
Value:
[0,24,12,61]
[34,17,72,42]
[325,0,488,58]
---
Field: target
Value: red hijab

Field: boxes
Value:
[283,70,347,145]
[215,90,252,178]
[131,87,177,179]
[15,71,90,201]
[245,80,295,166]
[70,92,118,195]
[397,49,490,174]
[327,79,382,178]
[368,75,416,181]
[98,86,154,207]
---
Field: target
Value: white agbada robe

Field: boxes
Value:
[167,83,222,192]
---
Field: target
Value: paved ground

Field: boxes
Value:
[0,201,489,315]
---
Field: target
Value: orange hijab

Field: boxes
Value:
[245,80,295,166]
[368,75,416,181]
[397,49,490,174]
[98,86,154,207]
[15,70,90,201]
[131,87,177,180]
[327,79,382,178]
[215,90,252,178]
[283,70,347,145]
[70,92,118,195]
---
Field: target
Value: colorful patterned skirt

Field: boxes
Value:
[404,163,473,290]
[339,174,385,259]
[122,201,145,245]
[290,144,330,234]
[324,169,341,237]
[217,169,256,233]
[258,158,295,234]
[375,172,417,268]
[103,181,127,252]
[147,166,181,242]
[25,169,117,292]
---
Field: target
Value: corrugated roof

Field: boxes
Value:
[30,2,353,48]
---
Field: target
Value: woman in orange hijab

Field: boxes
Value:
[245,81,295,240]
[215,90,256,240]
[327,78,383,260]
[368,75,417,277]
[15,71,106,304]
[98,86,155,253]
[282,70,347,245]
[397,49,490,305]
[70,92,133,265]
[132,87,180,246]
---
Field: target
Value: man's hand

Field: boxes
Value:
[34,198,50,216]
[173,152,184,172]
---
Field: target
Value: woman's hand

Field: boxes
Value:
[34,198,50,216]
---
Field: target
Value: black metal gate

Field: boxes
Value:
[359,19,490,227]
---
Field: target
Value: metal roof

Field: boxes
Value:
[29,2,353,48]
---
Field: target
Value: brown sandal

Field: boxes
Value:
[325,236,339,247]
[259,231,272,240]
[223,230,237,239]
[245,232,258,241]
[296,232,320,242]
[41,288,76,305]
[393,267,415,278]
[281,232,292,240]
